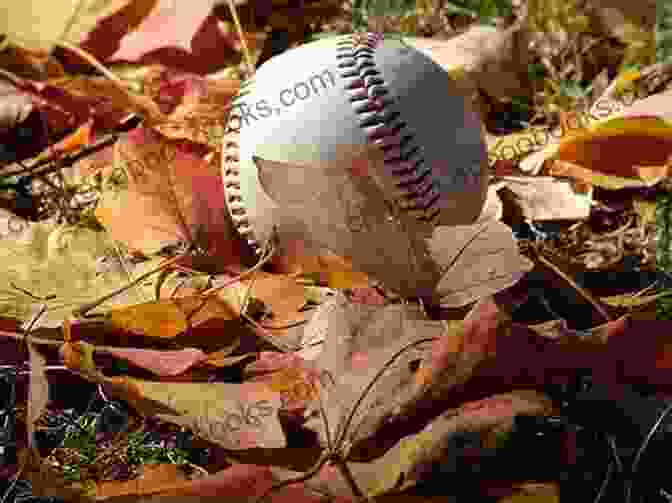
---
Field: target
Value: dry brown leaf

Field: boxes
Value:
[429,220,534,308]
[273,391,554,500]
[403,25,532,103]
[255,147,527,307]
[371,390,555,497]
[255,148,488,302]
[249,366,321,413]
[304,294,443,451]
[496,176,592,221]
[47,76,164,129]
[0,79,34,132]
[589,0,656,42]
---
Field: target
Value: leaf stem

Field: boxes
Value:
[72,253,187,318]
[531,245,611,322]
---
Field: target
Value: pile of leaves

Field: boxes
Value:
[0,0,670,502]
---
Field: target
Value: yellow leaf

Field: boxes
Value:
[108,295,239,339]
[498,482,560,502]
[1,0,134,51]
[117,378,287,450]
[633,198,657,227]
[326,270,371,289]
[61,340,102,379]
[108,299,189,338]
[600,290,672,308]
[614,69,642,96]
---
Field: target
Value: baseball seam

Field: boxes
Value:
[336,32,441,223]
[222,32,442,256]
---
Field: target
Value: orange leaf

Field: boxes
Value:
[95,127,245,266]
[49,119,93,156]
[108,295,237,339]
[555,116,672,182]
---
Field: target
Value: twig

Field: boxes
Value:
[10,283,56,301]
[241,312,300,352]
[255,451,332,503]
[531,245,611,322]
[55,40,123,85]
[72,253,187,318]
[225,0,255,76]
[255,336,439,503]
[0,134,119,179]
[55,40,164,125]
[335,337,440,456]
[0,330,62,348]
[197,239,277,298]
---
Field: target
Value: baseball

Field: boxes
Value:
[222,32,489,267]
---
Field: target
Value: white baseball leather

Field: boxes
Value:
[222,32,488,260]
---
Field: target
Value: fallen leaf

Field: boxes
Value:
[255,146,490,302]
[272,391,553,500]
[107,377,286,449]
[249,366,321,413]
[60,339,103,380]
[367,390,555,498]
[95,127,245,267]
[112,0,216,60]
[549,159,665,190]
[428,220,534,308]
[96,463,188,498]
[304,294,443,452]
[105,347,208,376]
[205,352,255,368]
[547,115,672,186]
[0,221,167,328]
[47,75,164,131]
[104,462,354,502]
[107,295,236,339]
[524,89,672,179]
[237,271,311,330]
[403,25,533,103]
[0,0,132,51]
[600,290,672,308]
[496,176,592,221]
[0,79,34,132]
[496,482,560,502]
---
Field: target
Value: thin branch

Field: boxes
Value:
[225,0,255,76]
[531,245,611,322]
[255,451,332,503]
[72,253,187,318]
[0,134,119,179]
